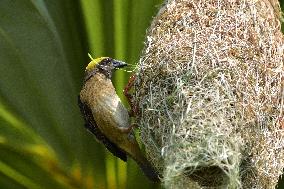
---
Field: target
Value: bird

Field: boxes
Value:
[78,57,159,182]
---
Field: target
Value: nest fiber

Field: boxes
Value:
[133,0,284,188]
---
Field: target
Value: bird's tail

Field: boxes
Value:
[135,156,160,182]
[125,136,160,182]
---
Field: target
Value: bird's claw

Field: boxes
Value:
[121,123,138,133]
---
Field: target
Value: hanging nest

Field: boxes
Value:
[133,0,284,188]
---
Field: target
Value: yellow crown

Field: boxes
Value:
[86,57,109,71]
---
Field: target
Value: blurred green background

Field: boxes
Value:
[0,1,283,189]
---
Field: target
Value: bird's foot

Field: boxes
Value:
[121,123,138,133]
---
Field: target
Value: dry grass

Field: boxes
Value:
[133,0,284,188]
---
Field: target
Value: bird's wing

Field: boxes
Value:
[78,96,127,161]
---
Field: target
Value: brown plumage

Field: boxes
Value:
[78,57,159,182]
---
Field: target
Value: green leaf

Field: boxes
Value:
[0,1,104,188]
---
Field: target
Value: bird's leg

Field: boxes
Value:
[123,74,138,117]
[119,123,138,133]
[278,115,283,129]
[122,74,140,134]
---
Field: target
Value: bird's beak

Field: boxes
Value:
[112,59,128,68]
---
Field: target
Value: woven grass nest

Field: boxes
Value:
[132,0,284,188]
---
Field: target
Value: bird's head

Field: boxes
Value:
[84,57,127,81]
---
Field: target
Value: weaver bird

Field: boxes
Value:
[78,57,159,182]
